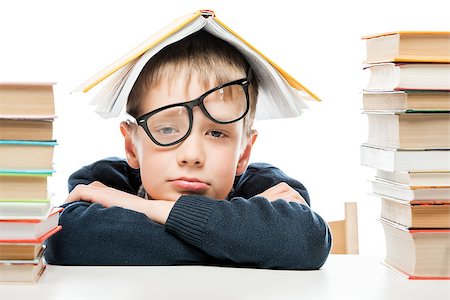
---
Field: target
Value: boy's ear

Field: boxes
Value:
[236,130,258,176]
[120,121,140,169]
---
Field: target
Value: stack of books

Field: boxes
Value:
[0,83,62,284]
[360,31,450,279]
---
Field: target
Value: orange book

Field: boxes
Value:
[73,10,319,120]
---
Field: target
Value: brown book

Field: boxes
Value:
[0,82,55,116]
[0,251,46,283]
[362,31,450,64]
[0,172,50,201]
[0,141,56,171]
[0,118,53,141]
[0,224,60,260]
[381,197,450,228]
[362,91,450,111]
[380,218,450,279]
[365,112,450,149]
[0,244,43,260]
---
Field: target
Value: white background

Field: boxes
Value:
[1,0,449,255]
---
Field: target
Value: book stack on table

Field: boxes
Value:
[0,83,62,284]
[360,32,450,280]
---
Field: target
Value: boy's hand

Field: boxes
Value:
[257,182,309,206]
[65,181,142,208]
[65,181,174,224]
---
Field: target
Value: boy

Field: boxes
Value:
[45,31,331,269]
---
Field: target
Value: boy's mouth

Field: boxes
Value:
[170,177,209,193]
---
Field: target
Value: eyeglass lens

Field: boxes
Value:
[145,83,247,145]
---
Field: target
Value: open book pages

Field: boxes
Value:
[75,11,317,120]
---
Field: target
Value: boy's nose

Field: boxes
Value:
[176,130,205,167]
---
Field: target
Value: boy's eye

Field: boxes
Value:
[156,126,179,135]
[208,130,225,138]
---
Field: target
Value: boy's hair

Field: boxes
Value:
[127,30,259,138]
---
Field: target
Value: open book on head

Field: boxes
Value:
[73,10,320,120]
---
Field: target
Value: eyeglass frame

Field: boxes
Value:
[134,69,252,147]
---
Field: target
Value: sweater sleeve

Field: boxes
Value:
[44,201,211,265]
[45,158,211,266]
[165,163,332,270]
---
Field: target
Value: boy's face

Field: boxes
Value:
[123,73,255,201]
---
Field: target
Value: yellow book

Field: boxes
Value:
[74,10,319,120]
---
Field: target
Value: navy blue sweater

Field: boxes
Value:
[45,158,331,269]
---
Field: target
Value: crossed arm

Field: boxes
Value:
[45,159,331,269]
[65,180,309,225]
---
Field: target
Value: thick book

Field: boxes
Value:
[371,179,450,201]
[362,91,450,112]
[365,112,450,150]
[73,10,319,120]
[0,208,62,240]
[0,171,51,201]
[0,251,46,284]
[360,144,450,172]
[0,82,55,117]
[380,218,450,279]
[376,170,450,187]
[364,63,450,91]
[0,117,54,141]
[0,140,56,171]
[381,197,450,228]
[363,31,450,64]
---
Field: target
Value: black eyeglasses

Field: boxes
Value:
[135,70,252,147]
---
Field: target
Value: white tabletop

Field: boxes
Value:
[1,255,449,300]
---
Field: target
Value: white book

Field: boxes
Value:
[0,202,52,220]
[371,179,450,201]
[376,170,450,187]
[0,208,62,240]
[364,63,450,91]
[360,144,450,172]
